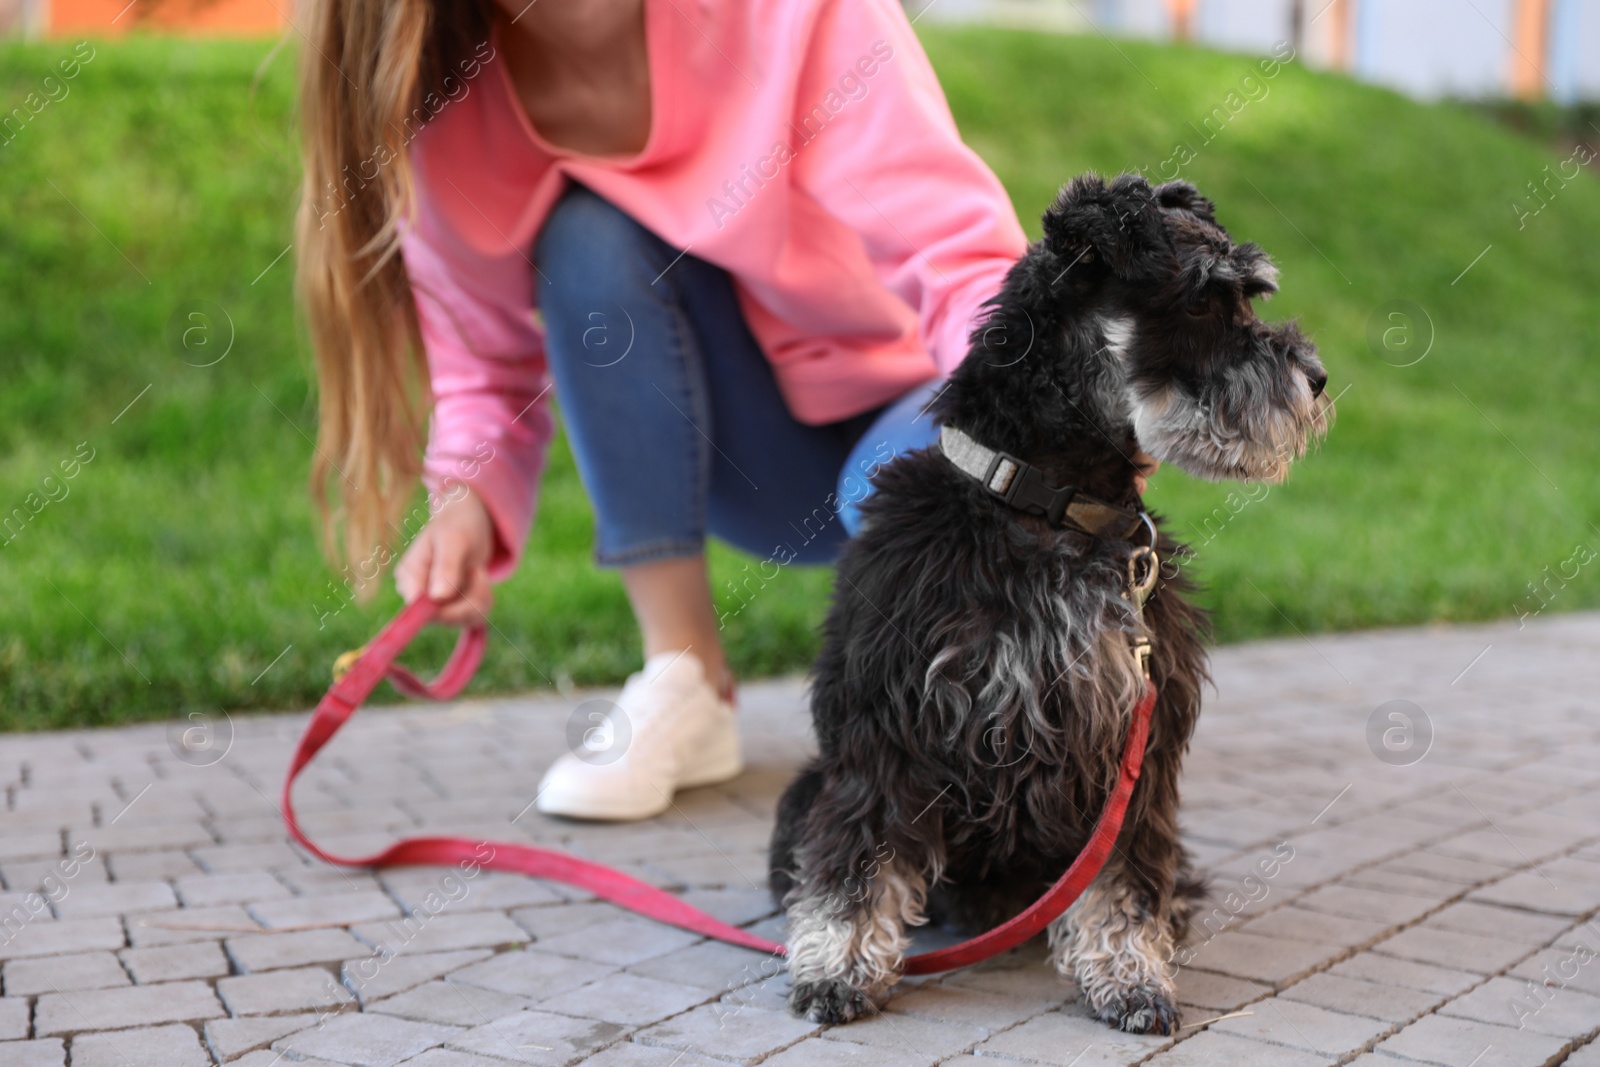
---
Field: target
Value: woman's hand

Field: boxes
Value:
[395,488,495,627]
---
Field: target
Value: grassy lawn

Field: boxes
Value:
[2,30,1597,730]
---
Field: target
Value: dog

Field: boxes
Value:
[768,173,1329,1034]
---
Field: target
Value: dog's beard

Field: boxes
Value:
[1128,367,1331,483]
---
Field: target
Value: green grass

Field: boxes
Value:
[2,30,1598,730]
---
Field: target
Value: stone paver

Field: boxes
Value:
[0,612,1594,1064]
[446,1009,629,1066]
[272,1012,461,1067]
[204,1013,320,1061]
[1209,996,1391,1056]
[120,939,230,983]
[0,998,27,1040]
[1375,1013,1571,1065]
[0,1039,65,1067]
[34,979,223,1035]
[69,1024,210,1067]
[226,927,370,973]
[2,950,129,995]
[217,965,356,1016]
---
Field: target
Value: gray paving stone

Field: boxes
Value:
[204,1013,320,1061]
[68,1023,209,1067]
[227,927,371,973]
[401,1052,559,1067]
[1293,884,1442,927]
[380,870,565,914]
[0,917,124,961]
[342,948,493,1004]
[1508,945,1600,998]
[761,1038,936,1066]
[1437,974,1600,1038]
[1374,925,1532,974]
[1210,996,1391,1056]
[350,911,530,958]
[533,916,702,967]
[105,849,203,882]
[636,1003,818,1063]
[537,971,709,1025]
[1182,929,1340,985]
[1141,1030,1332,1066]
[0,835,66,864]
[1469,870,1600,918]
[1280,972,1447,1023]
[73,822,214,854]
[250,889,403,929]
[624,938,779,992]
[174,871,292,907]
[446,1009,629,1066]
[559,1044,728,1067]
[119,939,230,983]
[819,1006,987,1058]
[0,998,26,1040]
[1234,906,1392,948]
[0,1039,65,1067]
[34,979,223,1034]
[124,904,255,946]
[447,948,616,1001]
[971,1006,1174,1064]
[229,1052,346,1067]
[1329,953,1481,997]
[50,880,176,919]
[1173,968,1263,1011]
[2,950,128,995]
[509,902,622,939]
[190,842,304,873]
[217,965,356,1016]
[1424,900,1573,944]
[881,982,1056,1030]
[1375,1013,1570,1066]
[368,978,536,1026]
[272,1011,461,1067]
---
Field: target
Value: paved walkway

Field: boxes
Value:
[2,612,1599,1066]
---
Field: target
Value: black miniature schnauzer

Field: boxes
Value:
[769,174,1329,1034]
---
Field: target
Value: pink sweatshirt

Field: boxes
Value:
[400,0,1028,577]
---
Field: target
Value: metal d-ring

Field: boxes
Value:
[1126,513,1160,614]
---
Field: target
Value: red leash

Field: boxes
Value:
[281,597,1158,973]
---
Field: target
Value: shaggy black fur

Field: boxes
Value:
[769,173,1328,1033]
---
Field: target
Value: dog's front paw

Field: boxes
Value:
[1093,983,1180,1035]
[789,978,871,1024]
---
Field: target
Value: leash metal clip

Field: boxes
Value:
[1125,513,1159,679]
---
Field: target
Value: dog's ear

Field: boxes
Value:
[1041,172,1171,282]
[1153,180,1222,229]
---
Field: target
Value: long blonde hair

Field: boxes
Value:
[294,0,490,581]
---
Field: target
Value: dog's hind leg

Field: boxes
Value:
[1049,856,1181,1034]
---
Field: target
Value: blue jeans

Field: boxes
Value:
[534,181,940,567]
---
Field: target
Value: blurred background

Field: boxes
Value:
[1,0,1595,730]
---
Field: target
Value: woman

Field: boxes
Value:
[296,0,1152,821]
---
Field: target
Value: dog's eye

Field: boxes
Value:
[1185,303,1209,318]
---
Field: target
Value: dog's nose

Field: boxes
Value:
[1307,369,1328,398]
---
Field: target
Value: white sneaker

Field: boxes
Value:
[535,650,742,821]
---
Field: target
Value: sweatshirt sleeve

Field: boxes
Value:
[400,216,553,582]
[788,0,1029,378]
